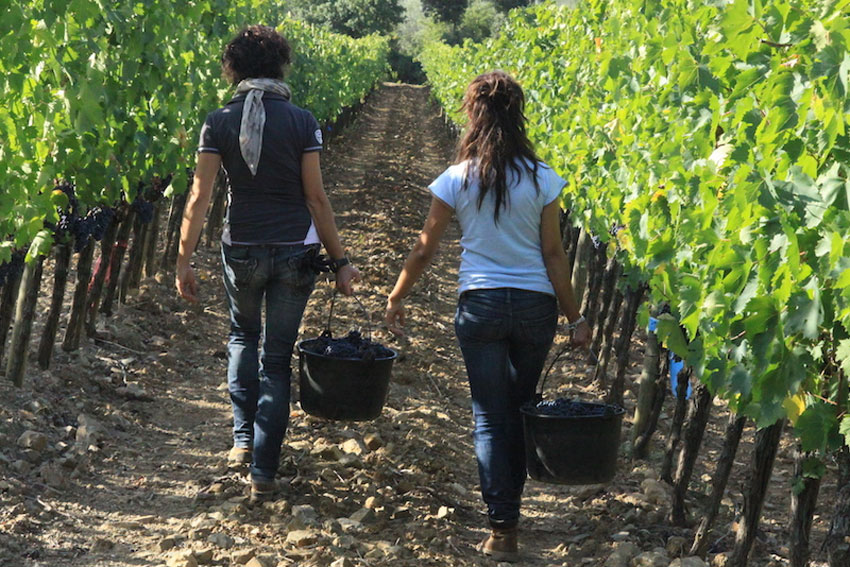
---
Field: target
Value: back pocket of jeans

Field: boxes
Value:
[454,307,504,342]
[224,253,258,290]
[517,310,557,343]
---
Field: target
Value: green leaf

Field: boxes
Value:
[795,402,838,453]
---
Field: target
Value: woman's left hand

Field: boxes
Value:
[176,264,199,303]
[335,264,361,296]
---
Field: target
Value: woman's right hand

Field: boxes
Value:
[176,263,199,303]
[335,263,360,296]
[570,319,591,347]
[385,297,406,336]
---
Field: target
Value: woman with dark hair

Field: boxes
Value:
[385,70,591,561]
[176,25,360,502]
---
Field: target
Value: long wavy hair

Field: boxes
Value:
[457,71,541,222]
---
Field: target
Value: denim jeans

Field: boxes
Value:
[454,288,558,528]
[221,242,317,482]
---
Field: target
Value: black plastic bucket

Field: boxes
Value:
[297,339,397,421]
[296,291,397,421]
[521,400,625,485]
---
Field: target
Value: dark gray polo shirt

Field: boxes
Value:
[198,93,323,245]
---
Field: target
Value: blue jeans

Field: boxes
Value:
[454,288,557,528]
[222,242,317,482]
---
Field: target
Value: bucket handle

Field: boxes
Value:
[536,341,601,400]
[324,289,372,341]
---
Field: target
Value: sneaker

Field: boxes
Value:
[249,479,277,505]
[477,526,518,562]
[227,446,252,465]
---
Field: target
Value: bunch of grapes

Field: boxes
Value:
[131,197,155,224]
[71,206,115,252]
[0,251,25,288]
[301,330,395,361]
[523,398,615,418]
[51,182,80,240]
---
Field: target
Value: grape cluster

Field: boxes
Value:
[301,330,394,361]
[0,251,25,288]
[71,206,115,251]
[523,398,618,418]
[52,182,79,239]
[131,197,155,224]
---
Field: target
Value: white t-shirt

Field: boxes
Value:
[429,159,566,295]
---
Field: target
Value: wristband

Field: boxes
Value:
[329,256,350,273]
[566,315,586,331]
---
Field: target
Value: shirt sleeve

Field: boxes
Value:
[428,166,458,209]
[543,165,567,205]
[197,113,220,154]
[303,112,323,153]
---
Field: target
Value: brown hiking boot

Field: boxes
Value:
[249,479,277,505]
[477,526,518,562]
[227,446,252,465]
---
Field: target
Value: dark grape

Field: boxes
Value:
[70,206,115,251]
[522,398,620,418]
[300,330,394,361]
[131,197,155,224]
[0,251,25,288]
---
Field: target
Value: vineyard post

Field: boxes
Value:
[565,224,581,277]
[827,447,850,567]
[690,414,747,556]
[607,283,645,406]
[789,446,822,567]
[63,239,95,352]
[593,286,624,387]
[727,420,785,567]
[6,255,45,387]
[101,208,136,316]
[0,267,23,368]
[633,349,670,460]
[161,189,189,273]
[205,168,227,247]
[632,321,660,457]
[119,213,145,302]
[86,212,122,337]
[670,382,714,526]
[580,245,606,328]
[37,243,72,370]
[660,366,693,484]
[591,258,620,352]
[570,229,590,302]
[143,201,163,279]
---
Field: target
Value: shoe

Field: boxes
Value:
[227,446,252,465]
[477,526,518,562]
[249,479,277,505]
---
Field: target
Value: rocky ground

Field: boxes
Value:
[0,84,837,567]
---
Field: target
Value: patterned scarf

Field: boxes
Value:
[235,78,292,176]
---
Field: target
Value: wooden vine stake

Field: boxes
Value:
[670,382,713,526]
[6,255,45,386]
[63,238,94,352]
[591,258,620,355]
[607,283,645,406]
[161,191,188,273]
[827,447,850,567]
[570,229,590,302]
[37,243,71,370]
[631,324,660,459]
[0,267,23,368]
[593,287,624,388]
[690,414,746,556]
[100,209,136,316]
[660,366,693,484]
[143,201,163,279]
[789,446,822,567]
[86,213,121,337]
[727,420,785,567]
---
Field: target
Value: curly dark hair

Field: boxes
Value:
[221,25,291,84]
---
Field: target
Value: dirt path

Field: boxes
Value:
[0,83,831,567]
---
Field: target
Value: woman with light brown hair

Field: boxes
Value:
[385,70,590,561]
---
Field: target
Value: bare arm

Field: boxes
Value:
[540,200,591,345]
[175,152,221,303]
[385,196,453,335]
[301,151,360,295]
